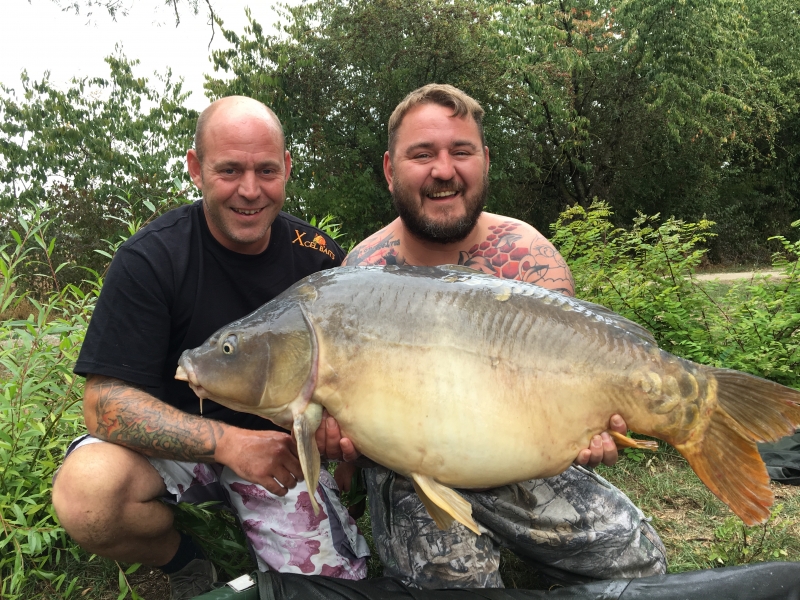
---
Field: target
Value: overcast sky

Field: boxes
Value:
[2,0,292,110]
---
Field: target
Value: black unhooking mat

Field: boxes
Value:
[759,430,800,485]
[194,562,800,599]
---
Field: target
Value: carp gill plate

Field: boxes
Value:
[175,265,800,534]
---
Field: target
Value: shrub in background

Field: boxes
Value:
[551,201,800,388]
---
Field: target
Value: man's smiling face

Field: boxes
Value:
[385,102,489,244]
[187,99,292,255]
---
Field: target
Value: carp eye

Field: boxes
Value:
[221,335,237,355]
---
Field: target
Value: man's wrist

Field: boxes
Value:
[211,422,237,465]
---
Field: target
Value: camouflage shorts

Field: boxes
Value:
[365,465,666,589]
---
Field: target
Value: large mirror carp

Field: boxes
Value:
[175,265,800,533]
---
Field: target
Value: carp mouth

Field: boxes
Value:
[175,362,211,400]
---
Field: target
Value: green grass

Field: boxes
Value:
[598,449,800,574]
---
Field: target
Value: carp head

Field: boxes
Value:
[175,285,327,515]
[175,299,315,429]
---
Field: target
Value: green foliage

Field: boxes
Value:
[707,506,792,566]
[206,0,502,244]
[0,207,92,598]
[552,201,800,386]
[51,0,212,27]
[171,503,253,580]
[0,53,199,294]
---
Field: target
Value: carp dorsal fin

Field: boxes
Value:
[411,474,481,536]
[438,264,658,346]
[565,296,658,346]
[291,303,323,515]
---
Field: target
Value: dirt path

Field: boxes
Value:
[695,270,785,282]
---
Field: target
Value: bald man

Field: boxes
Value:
[52,97,368,600]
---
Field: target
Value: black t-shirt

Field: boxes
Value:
[75,201,345,431]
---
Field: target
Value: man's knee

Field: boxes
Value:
[52,442,166,546]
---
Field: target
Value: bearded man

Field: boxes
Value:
[319,84,667,589]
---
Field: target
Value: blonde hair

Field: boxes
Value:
[387,84,485,155]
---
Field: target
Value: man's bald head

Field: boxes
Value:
[194,96,285,164]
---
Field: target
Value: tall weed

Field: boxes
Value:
[0,204,93,598]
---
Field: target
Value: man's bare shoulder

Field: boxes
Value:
[459,213,575,295]
[343,221,404,266]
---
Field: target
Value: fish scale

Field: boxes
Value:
[176,265,800,532]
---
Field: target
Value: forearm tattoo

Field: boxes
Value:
[90,376,226,462]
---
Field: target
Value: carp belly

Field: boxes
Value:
[314,328,615,488]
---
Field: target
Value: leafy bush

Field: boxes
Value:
[551,200,800,387]
[0,204,92,598]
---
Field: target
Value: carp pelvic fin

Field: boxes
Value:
[293,403,324,515]
[411,473,481,536]
[677,367,800,526]
[608,430,658,451]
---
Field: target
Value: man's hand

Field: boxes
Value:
[314,410,360,462]
[215,427,304,496]
[574,415,627,468]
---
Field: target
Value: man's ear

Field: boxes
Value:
[284,150,292,183]
[187,149,203,190]
[383,151,394,193]
[484,146,490,176]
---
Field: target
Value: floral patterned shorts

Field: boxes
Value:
[63,435,369,579]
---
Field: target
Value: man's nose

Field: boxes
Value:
[238,170,260,200]
[431,151,456,181]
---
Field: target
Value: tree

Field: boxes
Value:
[0,53,198,291]
[206,0,503,243]
[47,0,215,27]
[483,0,793,235]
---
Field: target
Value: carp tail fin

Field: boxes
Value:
[710,368,800,444]
[678,368,800,526]
[411,473,481,535]
[678,407,773,525]
[293,403,324,515]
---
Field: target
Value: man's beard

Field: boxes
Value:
[392,174,488,244]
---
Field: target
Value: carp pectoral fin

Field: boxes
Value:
[411,474,481,536]
[608,430,658,450]
[293,403,324,515]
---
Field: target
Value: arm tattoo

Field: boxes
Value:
[458,220,575,295]
[90,377,226,462]
[344,231,404,266]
